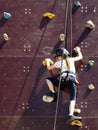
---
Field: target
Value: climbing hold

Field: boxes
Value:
[74,1,81,7]
[88,60,95,67]
[42,59,54,66]
[43,12,55,19]
[71,120,82,127]
[3,12,11,19]
[86,20,95,29]
[88,84,95,90]
[59,33,65,41]
[42,95,54,102]
[74,108,81,114]
[3,33,9,41]
[42,60,47,66]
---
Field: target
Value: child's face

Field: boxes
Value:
[55,56,62,61]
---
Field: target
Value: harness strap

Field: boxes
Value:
[61,71,76,77]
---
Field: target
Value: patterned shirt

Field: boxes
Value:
[54,59,68,73]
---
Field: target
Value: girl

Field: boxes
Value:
[43,47,83,121]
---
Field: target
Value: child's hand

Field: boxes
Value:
[74,47,81,52]
[45,58,51,62]
[45,58,54,66]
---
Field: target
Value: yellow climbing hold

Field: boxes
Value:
[42,59,54,66]
[71,120,82,127]
[43,12,55,19]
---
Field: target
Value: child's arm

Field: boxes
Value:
[73,47,83,61]
[45,58,60,76]
[45,58,55,70]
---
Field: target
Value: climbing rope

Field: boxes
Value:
[53,0,72,130]
[70,0,73,56]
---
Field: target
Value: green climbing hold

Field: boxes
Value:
[88,60,95,67]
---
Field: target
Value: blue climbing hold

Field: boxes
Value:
[3,12,11,19]
[74,1,81,7]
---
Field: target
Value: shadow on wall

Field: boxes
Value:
[74,28,92,47]
[0,40,7,49]
[72,4,80,14]
[51,40,63,54]
[29,65,46,97]
[39,17,51,29]
[14,116,80,130]
[83,88,93,99]
[0,16,8,28]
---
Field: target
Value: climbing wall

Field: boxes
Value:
[0,0,98,130]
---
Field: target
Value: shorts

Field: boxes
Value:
[46,75,76,100]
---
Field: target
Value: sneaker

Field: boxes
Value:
[74,109,81,114]
[68,115,82,121]
[42,91,57,102]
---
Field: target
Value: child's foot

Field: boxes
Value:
[68,115,82,121]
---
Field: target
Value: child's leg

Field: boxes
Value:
[69,100,76,116]
[68,81,82,120]
[46,77,59,92]
[69,83,76,116]
[43,77,59,102]
[46,79,55,93]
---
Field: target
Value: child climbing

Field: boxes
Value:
[43,46,83,121]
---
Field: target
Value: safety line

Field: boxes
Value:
[53,0,71,130]
[70,0,73,56]
[62,0,70,48]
